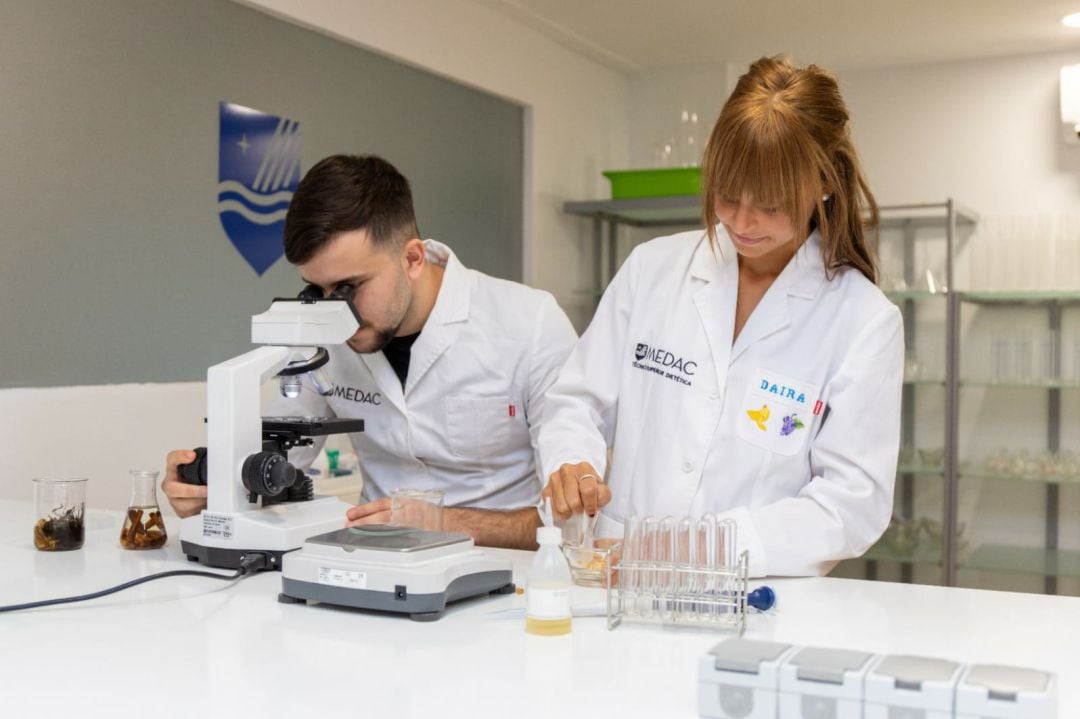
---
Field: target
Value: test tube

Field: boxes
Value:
[717,519,738,622]
[640,516,658,618]
[719,518,737,569]
[676,516,693,620]
[1074,334,1080,386]
[1040,329,1059,384]
[1018,328,1033,384]
[658,516,676,618]
[621,514,641,602]
[699,513,718,622]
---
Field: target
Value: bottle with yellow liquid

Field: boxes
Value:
[525,525,572,635]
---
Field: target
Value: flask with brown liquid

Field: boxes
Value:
[120,470,167,550]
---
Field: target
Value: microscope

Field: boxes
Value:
[179,287,515,618]
[178,287,364,570]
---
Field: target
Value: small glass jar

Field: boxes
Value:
[120,470,167,550]
[388,488,445,532]
[33,478,88,551]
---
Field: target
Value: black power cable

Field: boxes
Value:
[0,553,268,613]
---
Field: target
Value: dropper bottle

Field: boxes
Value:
[525,523,572,636]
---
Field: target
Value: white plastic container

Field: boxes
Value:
[698,638,797,719]
[778,646,874,719]
[955,664,1056,719]
[525,525,572,635]
[864,655,962,719]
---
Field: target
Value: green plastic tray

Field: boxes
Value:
[602,167,701,199]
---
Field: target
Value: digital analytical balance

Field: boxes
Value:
[279,524,515,621]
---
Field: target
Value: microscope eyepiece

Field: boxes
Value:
[296,283,355,303]
[297,284,323,300]
[328,284,356,303]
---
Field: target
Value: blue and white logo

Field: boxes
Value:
[218,102,301,275]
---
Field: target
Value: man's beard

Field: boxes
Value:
[346,272,412,354]
[346,321,402,354]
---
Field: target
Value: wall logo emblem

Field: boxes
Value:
[218,102,301,275]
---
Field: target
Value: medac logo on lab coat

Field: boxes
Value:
[632,342,697,387]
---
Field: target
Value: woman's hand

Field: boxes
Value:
[542,461,611,521]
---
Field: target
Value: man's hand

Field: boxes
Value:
[345,498,392,527]
[162,449,207,518]
[542,461,611,521]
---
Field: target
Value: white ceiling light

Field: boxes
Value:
[1062,12,1080,27]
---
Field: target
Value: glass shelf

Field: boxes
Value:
[878,202,978,229]
[959,290,1080,306]
[863,542,943,566]
[885,290,949,302]
[897,464,945,476]
[960,379,1080,389]
[960,471,1080,486]
[904,377,946,385]
[960,544,1080,579]
[562,195,701,227]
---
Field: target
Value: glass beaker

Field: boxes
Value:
[120,470,167,550]
[388,488,444,532]
[33,478,87,551]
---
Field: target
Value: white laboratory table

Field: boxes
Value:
[1,498,1076,719]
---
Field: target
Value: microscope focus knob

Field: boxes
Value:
[241,452,297,498]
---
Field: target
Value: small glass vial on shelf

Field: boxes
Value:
[525,525,572,635]
[120,470,167,550]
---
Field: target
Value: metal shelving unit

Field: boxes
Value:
[955,290,1080,594]
[861,201,978,587]
[563,195,701,304]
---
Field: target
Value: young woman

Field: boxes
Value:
[538,56,904,577]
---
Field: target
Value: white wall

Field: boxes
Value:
[628,49,1080,289]
[1,384,208,514]
[843,48,1080,291]
[1,0,630,512]
[627,62,741,169]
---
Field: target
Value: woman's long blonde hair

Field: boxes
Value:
[701,56,879,283]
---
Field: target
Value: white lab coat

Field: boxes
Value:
[538,228,904,577]
[276,240,578,510]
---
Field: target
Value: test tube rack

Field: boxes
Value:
[606,515,750,634]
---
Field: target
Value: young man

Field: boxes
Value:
[163,155,576,549]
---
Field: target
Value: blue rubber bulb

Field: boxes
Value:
[747,585,776,611]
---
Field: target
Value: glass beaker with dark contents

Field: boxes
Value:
[33,478,88,551]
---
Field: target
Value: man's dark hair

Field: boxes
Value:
[283,154,420,264]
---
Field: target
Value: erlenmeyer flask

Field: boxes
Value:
[120,470,168,550]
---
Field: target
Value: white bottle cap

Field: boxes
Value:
[537,526,562,545]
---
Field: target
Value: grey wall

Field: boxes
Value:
[0,0,524,388]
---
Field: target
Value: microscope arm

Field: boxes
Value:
[206,345,315,514]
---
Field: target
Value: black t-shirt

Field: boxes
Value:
[381,332,421,388]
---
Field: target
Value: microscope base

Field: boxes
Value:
[180,540,292,571]
[179,496,350,570]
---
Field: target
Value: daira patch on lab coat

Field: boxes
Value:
[737,369,821,456]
